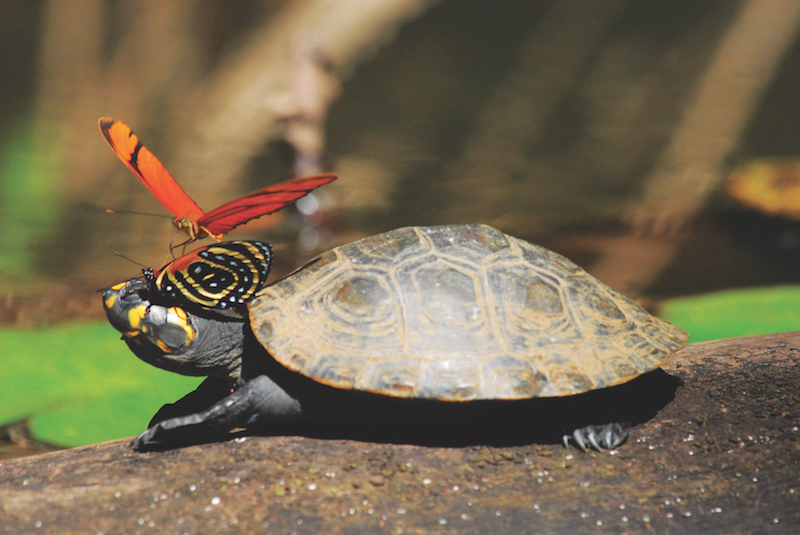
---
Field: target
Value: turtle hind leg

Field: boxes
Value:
[133,374,303,450]
[562,421,630,451]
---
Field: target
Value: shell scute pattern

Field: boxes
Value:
[517,238,581,276]
[249,225,688,400]
[640,318,688,352]
[415,263,481,326]
[613,331,669,373]
[365,358,422,397]
[546,368,595,396]
[566,276,627,322]
[317,270,402,350]
[488,265,567,331]
[486,262,584,381]
[452,224,510,255]
[425,224,511,266]
[603,357,640,378]
[262,251,405,358]
[481,355,550,398]
[307,354,368,388]
[398,255,498,358]
[350,226,426,267]
[279,248,342,297]
[589,356,642,388]
[288,351,312,371]
[330,274,394,320]
[418,358,481,400]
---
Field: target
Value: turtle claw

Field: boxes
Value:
[132,424,162,450]
[563,422,630,451]
[132,409,215,450]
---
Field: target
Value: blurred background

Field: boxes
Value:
[2,0,800,453]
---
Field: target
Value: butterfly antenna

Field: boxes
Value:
[113,251,148,269]
[106,208,172,218]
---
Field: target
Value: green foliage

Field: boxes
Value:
[0,322,201,447]
[660,285,800,343]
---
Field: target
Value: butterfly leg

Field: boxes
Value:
[169,233,194,258]
[198,225,223,242]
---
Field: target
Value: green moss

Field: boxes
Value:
[660,285,800,343]
[0,322,200,446]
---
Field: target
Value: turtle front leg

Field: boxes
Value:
[147,377,233,426]
[134,374,303,450]
[563,422,630,451]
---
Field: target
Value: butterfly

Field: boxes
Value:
[99,117,337,246]
[143,240,273,313]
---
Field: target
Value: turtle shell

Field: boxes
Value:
[249,224,687,401]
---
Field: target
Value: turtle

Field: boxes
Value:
[103,224,688,451]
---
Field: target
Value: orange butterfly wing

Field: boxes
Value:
[98,117,205,221]
[198,173,338,235]
[101,118,337,242]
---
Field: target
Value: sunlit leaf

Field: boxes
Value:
[660,285,800,343]
[0,322,200,447]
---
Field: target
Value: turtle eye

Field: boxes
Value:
[150,241,273,311]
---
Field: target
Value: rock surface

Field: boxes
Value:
[1,331,799,534]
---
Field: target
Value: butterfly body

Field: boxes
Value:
[99,117,336,245]
[173,213,220,242]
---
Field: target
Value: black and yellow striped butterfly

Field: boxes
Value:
[143,241,272,312]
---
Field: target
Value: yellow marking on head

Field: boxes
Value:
[111,281,128,290]
[173,306,188,322]
[167,307,196,344]
[104,293,117,310]
[126,304,147,330]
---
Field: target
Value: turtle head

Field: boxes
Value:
[103,278,248,381]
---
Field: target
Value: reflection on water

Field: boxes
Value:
[0,0,798,313]
[0,122,61,288]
